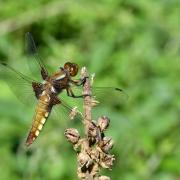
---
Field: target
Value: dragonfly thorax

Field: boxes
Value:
[42,81,58,95]
[42,70,69,96]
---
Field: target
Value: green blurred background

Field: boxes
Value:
[0,0,180,179]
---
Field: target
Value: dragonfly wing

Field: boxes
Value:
[91,86,128,105]
[0,62,38,105]
[54,97,83,119]
[51,95,83,128]
[25,32,49,80]
[69,85,128,105]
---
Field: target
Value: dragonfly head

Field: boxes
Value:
[64,62,78,77]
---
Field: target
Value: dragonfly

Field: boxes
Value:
[0,32,126,146]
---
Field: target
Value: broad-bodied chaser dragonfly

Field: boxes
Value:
[0,33,125,146]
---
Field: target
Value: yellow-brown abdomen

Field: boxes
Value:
[26,92,51,146]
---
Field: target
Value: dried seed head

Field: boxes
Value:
[64,128,80,144]
[78,152,92,168]
[99,137,114,153]
[88,121,97,138]
[90,149,100,163]
[100,154,115,169]
[69,106,79,120]
[97,116,110,132]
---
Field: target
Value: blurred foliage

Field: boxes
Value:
[0,0,180,179]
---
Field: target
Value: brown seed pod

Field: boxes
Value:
[99,137,114,153]
[100,154,115,169]
[97,116,110,132]
[64,128,80,144]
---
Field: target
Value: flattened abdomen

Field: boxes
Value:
[26,93,51,146]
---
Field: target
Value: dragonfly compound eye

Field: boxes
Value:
[64,62,78,77]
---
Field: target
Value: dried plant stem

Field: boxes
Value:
[81,67,93,180]
[65,67,115,180]
[81,67,92,137]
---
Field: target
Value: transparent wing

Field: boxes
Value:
[51,96,83,128]
[25,32,48,80]
[92,86,128,104]
[70,85,128,105]
[47,85,127,128]
[62,84,128,121]
[0,62,38,105]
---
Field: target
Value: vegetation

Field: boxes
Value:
[0,0,180,179]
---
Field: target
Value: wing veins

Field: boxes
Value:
[0,62,35,83]
[25,32,48,74]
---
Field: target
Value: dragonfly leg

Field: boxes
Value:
[66,87,90,99]
[71,76,88,86]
